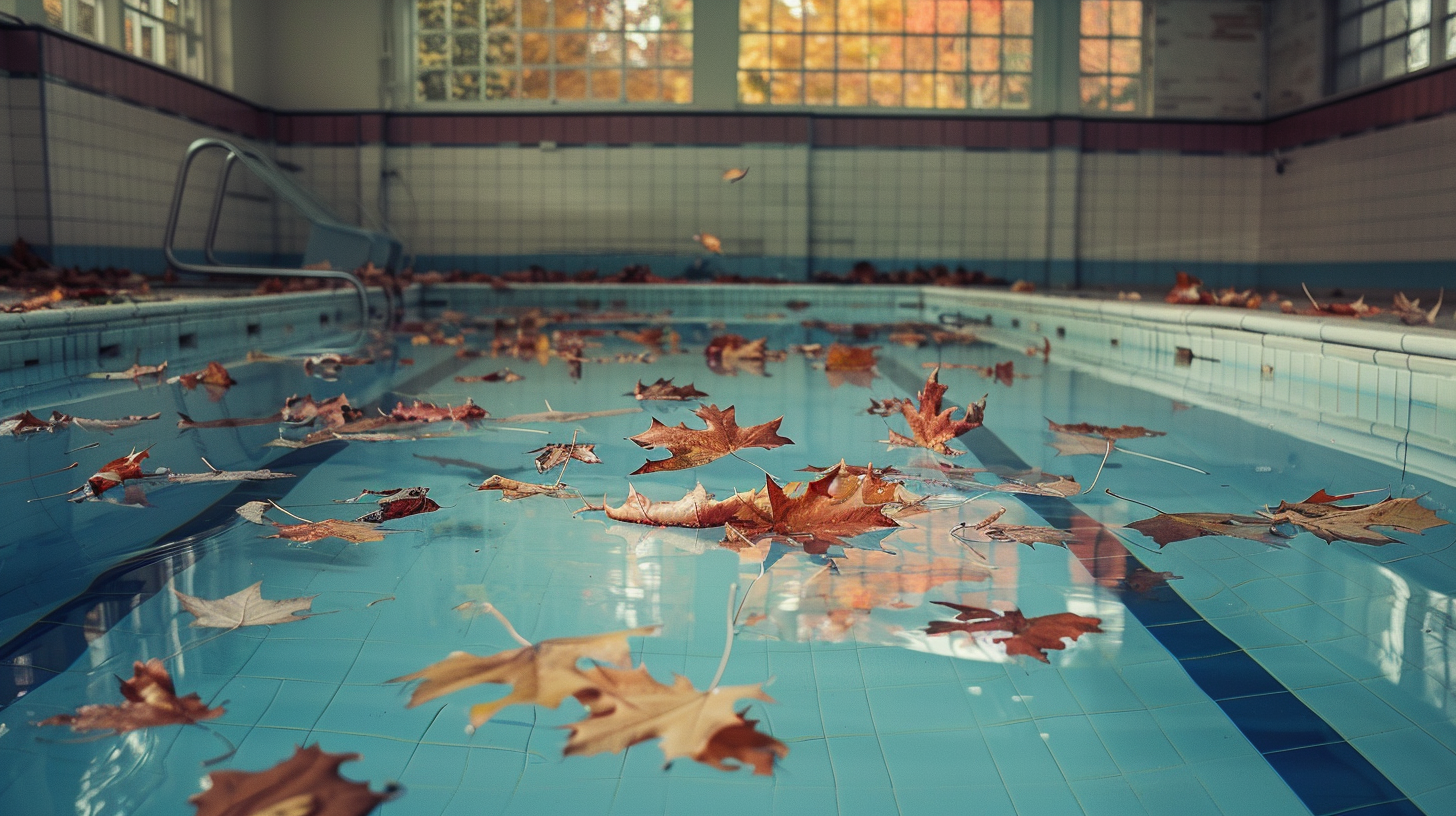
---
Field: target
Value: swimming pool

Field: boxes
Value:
[1,285,1454,815]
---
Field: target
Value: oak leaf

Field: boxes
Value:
[582,483,748,528]
[926,602,1102,663]
[881,367,986,457]
[566,665,787,774]
[391,624,661,728]
[39,658,223,734]
[1125,507,1285,548]
[190,744,398,816]
[630,378,708,401]
[724,472,900,555]
[1263,491,1448,545]
[628,404,792,474]
[474,474,579,500]
[528,443,602,473]
[173,582,317,628]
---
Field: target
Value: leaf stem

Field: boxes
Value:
[553,429,578,488]
[1081,439,1114,494]
[1117,448,1210,475]
[709,582,738,691]
[729,451,776,481]
[1104,489,1167,515]
[1,462,78,487]
[480,602,532,648]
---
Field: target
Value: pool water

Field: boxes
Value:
[1,304,1454,815]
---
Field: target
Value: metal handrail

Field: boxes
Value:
[163,138,400,340]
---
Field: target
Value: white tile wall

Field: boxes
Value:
[3,75,48,248]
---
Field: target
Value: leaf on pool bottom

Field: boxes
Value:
[579,483,749,529]
[567,665,787,775]
[190,744,398,816]
[629,378,709,401]
[173,581,317,628]
[336,486,441,523]
[880,367,986,457]
[952,507,1079,549]
[628,403,792,475]
[1261,490,1448,546]
[235,501,398,544]
[1124,567,1183,594]
[38,659,223,734]
[473,474,579,500]
[528,443,602,473]
[390,624,662,728]
[925,601,1102,663]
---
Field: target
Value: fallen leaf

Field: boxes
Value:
[171,361,237,390]
[1,410,57,435]
[581,483,748,528]
[1047,419,1165,440]
[866,398,908,417]
[172,581,316,628]
[39,659,223,734]
[529,443,602,473]
[566,665,786,774]
[302,353,373,379]
[66,412,163,433]
[1297,284,1379,317]
[1125,506,1285,548]
[953,507,1078,548]
[705,335,768,377]
[1393,291,1442,325]
[693,232,722,253]
[454,369,523,383]
[389,399,488,422]
[1165,270,1210,305]
[924,360,1018,386]
[925,602,1102,662]
[629,404,792,474]
[235,501,395,544]
[190,744,397,816]
[77,446,154,499]
[926,463,1080,497]
[178,411,285,429]
[1262,491,1448,545]
[1125,567,1183,593]
[88,361,168,381]
[722,167,749,183]
[282,394,362,428]
[338,486,441,523]
[824,343,878,371]
[725,472,900,555]
[881,367,986,457]
[3,287,63,313]
[474,474,579,500]
[391,624,661,727]
[630,378,708,401]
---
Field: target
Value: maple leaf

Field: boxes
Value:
[1122,498,1285,547]
[235,501,396,544]
[173,582,317,628]
[454,368,523,383]
[389,398,487,422]
[336,486,441,523]
[171,361,236,390]
[881,367,986,457]
[474,474,579,500]
[1,410,54,435]
[628,404,792,474]
[630,378,708,401]
[725,472,901,555]
[391,624,661,727]
[39,659,223,734]
[582,483,748,528]
[824,343,878,371]
[705,335,768,376]
[566,665,786,774]
[528,443,602,473]
[72,446,154,500]
[693,232,723,253]
[953,507,1079,548]
[190,744,398,816]
[722,167,749,183]
[1393,290,1441,325]
[1262,490,1448,546]
[926,602,1103,663]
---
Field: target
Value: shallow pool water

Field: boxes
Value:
[2,303,1454,815]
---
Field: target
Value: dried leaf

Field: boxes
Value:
[629,404,792,474]
[1,410,56,435]
[1393,290,1441,325]
[529,443,602,473]
[190,744,396,816]
[76,446,153,499]
[68,412,163,433]
[178,411,284,429]
[283,394,362,428]
[1047,419,1165,440]
[630,378,708,401]
[391,625,660,727]
[926,602,1102,663]
[881,367,986,457]
[824,343,878,371]
[693,232,723,253]
[88,361,168,381]
[234,502,396,544]
[567,665,786,774]
[474,474,579,500]
[583,483,748,528]
[3,287,63,312]
[454,369,523,383]
[725,472,901,555]
[171,361,237,390]
[1125,509,1285,548]
[389,398,487,422]
[722,167,749,183]
[173,582,316,628]
[302,353,372,379]
[705,335,768,377]
[1263,491,1448,546]
[1125,567,1183,593]
[1046,431,1116,457]
[39,659,223,733]
[341,486,441,523]
[954,507,1078,548]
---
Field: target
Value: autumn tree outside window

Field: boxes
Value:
[121,0,207,79]
[414,0,693,103]
[1078,0,1145,113]
[44,0,105,44]
[737,0,1035,110]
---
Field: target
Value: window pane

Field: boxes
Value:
[970,0,1001,34]
[1004,0,1033,34]
[1411,0,1431,26]
[453,0,481,28]
[805,0,836,31]
[661,32,693,65]
[521,67,550,97]
[904,35,935,69]
[1108,75,1140,110]
[556,33,588,64]
[1384,37,1405,75]
[805,33,836,69]
[590,32,622,65]
[905,73,934,106]
[1408,27,1430,68]
[1448,17,1456,59]
[839,34,870,68]
[453,33,481,66]
[1004,72,1031,108]
[1109,37,1140,72]
[741,0,770,32]
[44,0,63,27]
[1359,46,1382,82]
[1109,0,1141,35]
[935,73,966,107]
[1080,38,1109,73]
[556,68,586,98]
[420,33,448,67]
[520,0,548,27]
[1361,8,1383,44]
[937,0,968,33]
[936,36,966,70]
[662,68,691,102]
[805,71,835,104]
[837,72,869,105]
[1338,18,1360,52]
[869,34,904,69]
[770,70,803,103]
[871,0,904,32]
[486,68,519,98]
[970,35,1000,70]
[487,32,518,64]
[1081,75,1109,108]
[420,0,446,29]
[970,72,1001,107]
[771,0,805,32]
[625,68,658,100]
[1336,58,1359,90]
[1004,36,1032,72]
[588,69,620,99]
[419,70,448,99]
[452,70,481,99]
[869,71,902,105]
[739,69,769,102]
[522,31,549,62]
[1082,0,1110,36]
[740,33,771,68]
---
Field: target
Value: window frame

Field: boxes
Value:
[120,0,208,81]
[44,0,106,45]
[1076,0,1152,116]
[1330,0,1436,94]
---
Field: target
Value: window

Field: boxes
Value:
[1333,0,1431,93]
[1444,0,1456,60]
[737,0,1035,110]
[122,0,207,79]
[43,0,105,43]
[414,0,693,103]
[1079,0,1144,113]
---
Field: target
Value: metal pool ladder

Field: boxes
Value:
[162,138,402,334]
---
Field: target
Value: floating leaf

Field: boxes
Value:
[235,501,396,544]
[87,361,168,380]
[1,410,57,435]
[39,659,223,734]
[490,406,642,424]
[1046,419,1165,440]
[190,744,397,816]
[74,446,154,500]
[628,404,792,475]
[926,602,1102,663]
[173,581,316,628]
[1262,490,1448,546]
[724,472,900,555]
[581,483,748,528]
[881,367,985,457]
[337,486,441,523]
[389,399,487,422]
[722,167,749,183]
[528,443,602,473]
[454,369,523,383]
[630,378,708,401]
[474,474,579,500]
[705,335,768,377]
[693,232,722,253]
[824,343,878,371]
[170,361,236,390]
[952,507,1078,548]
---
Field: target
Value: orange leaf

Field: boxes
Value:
[630,378,709,401]
[725,472,900,555]
[40,659,223,734]
[628,404,792,474]
[190,744,397,816]
[926,602,1102,663]
[587,483,749,528]
[881,367,985,457]
[824,343,878,371]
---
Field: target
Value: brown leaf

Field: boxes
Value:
[1264,491,1449,546]
[1393,291,1441,325]
[1,410,55,435]
[474,474,579,500]
[3,287,63,313]
[173,361,237,390]
[389,398,488,422]
[490,406,642,423]
[722,167,749,183]
[173,581,317,628]
[1125,509,1285,548]
[693,232,723,253]
[391,624,661,727]
[282,394,361,428]
[925,602,1102,663]
[80,446,153,499]
[705,335,768,376]
[1046,431,1115,457]
[630,378,709,401]
[585,483,748,528]
[88,361,168,381]
[824,343,878,371]
[1047,419,1165,440]
[954,507,1078,548]
[928,463,1080,497]
[454,368,523,383]
[235,502,397,544]
[567,665,786,774]
[725,472,901,555]
[190,744,396,816]
[341,486,441,523]
[179,411,285,429]
[616,326,665,349]
[629,404,792,474]
[881,367,986,457]
[66,411,163,433]
[1125,567,1183,593]
[39,659,223,733]
[866,398,907,417]
[529,443,602,473]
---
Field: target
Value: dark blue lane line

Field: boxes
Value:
[877,359,1423,816]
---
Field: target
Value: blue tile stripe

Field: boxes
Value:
[876,357,1424,816]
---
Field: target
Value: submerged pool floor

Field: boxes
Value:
[1,306,1454,815]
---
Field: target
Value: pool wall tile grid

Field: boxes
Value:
[2,74,48,248]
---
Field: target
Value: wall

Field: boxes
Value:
[1152,0,1267,119]
[1265,0,1325,116]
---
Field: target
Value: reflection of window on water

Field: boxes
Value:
[44,0,105,44]
[1079,0,1144,113]
[415,0,694,104]
[1334,0,1432,93]
[737,0,1034,110]
[122,0,207,79]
